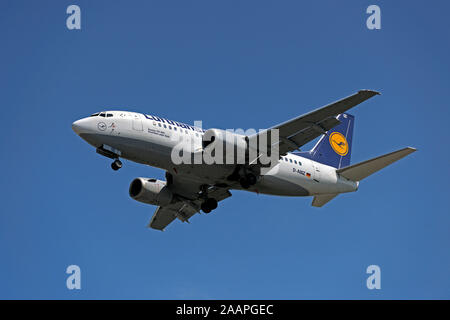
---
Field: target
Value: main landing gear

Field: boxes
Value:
[111,159,122,171]
[199,185,218,214]
[227,166,258,189]
[201,198,218,214]
[239,173,257,189]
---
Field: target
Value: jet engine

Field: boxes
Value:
[129,178,173,206]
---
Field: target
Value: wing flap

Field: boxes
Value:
[272,90,379,138]
[249,90,380,160]
[282,117,341,155]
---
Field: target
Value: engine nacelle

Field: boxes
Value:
[202,128,248,164]
[129,178,173,206]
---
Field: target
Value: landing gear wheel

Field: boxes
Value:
[201,202,212,214]
[111,159,122,171]
[239,177,250,189]
[205,198,218,210]
[246,173,257,186]
[201,198,218,213]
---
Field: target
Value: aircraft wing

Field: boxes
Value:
[149,184,232,231]
[249,90,380,158]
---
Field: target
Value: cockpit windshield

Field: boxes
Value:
[90,112,113,117]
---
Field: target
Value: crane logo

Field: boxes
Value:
[97,122,107,131]
[329,132,348,156]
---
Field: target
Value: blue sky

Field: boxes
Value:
[1,0,449,299]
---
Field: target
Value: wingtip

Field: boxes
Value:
[398,146,417,155]
[359,89,381,96]
[147,223,165,231]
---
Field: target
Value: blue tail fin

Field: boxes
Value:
[296,113,354,168]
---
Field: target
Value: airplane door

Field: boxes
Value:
[312,162,321,182]
[132,114,143,131]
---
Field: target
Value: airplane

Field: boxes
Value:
[72,90,416,231]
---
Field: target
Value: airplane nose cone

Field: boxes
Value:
[72,119,83,135]
[72,118,92,135]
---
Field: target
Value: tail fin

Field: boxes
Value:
[297,113,354,168]
[336,147,416,181]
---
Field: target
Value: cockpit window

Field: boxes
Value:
[99,112,106,117]
[90,113,100,117]
[107,113,113,117]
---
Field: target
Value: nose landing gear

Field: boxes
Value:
[96,145,123,171]
[111,159,122,171]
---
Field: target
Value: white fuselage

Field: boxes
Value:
[72,111,358,197]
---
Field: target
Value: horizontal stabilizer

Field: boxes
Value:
[336,147,416,181]
[312,193,339,207]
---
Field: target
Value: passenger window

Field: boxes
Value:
[289,159,292,163]
[294,160,297,164]
[298,161,302,166]
[169,126,172,130]
[163,124,167,128]
[284,158,288,162]
[158,123,161,127]
[174,127,177,131]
